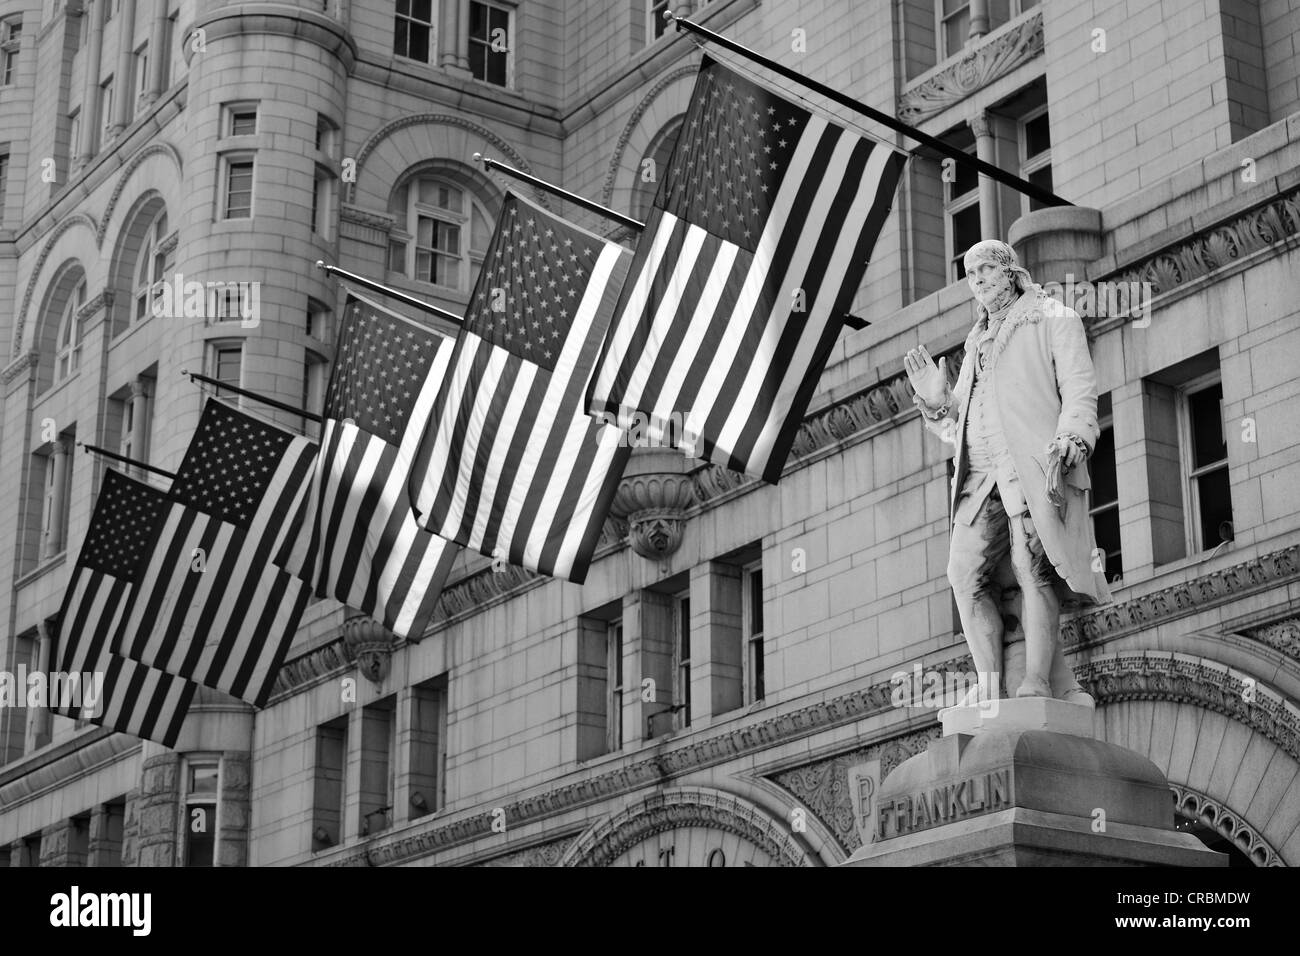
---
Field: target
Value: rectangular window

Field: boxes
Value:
[0,151,7,221]
[98,79,114,142]
[312,165,334,239]
[606,621,624,752]
[67,111,80,163]
[1087,392,1122,583]
[182,760,219,867]
[69,815,91,866]
[1019,106,1052,214]
[302,351,328,439]
[223,157,253,219]
[210,343,242,397]
[21,833,41,867]
[311,716,348,851]
[944,138,980,281]
[743,564,765,704]
[414,214,462,287]
[938,0,969,59]
[1180,377,1233,552]
[674,591,691,729]
[0,18,19,85]
[162,13,176,87]
[468,1,511,87]
[646,0,671,44]
[227,104,257,137]
[315,114,338,157]
[359,697,396,836]
[408,675,448,818]
[306,298,331,341]
[393,0,434,63]
[133,45,148,116]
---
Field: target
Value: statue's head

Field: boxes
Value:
[963,240,1035,318]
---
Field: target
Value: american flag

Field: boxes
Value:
[112,400,314,707]
[53,469,196,747]
[282,291,459,639]
[408,192,632,582]
[587,56,907,483]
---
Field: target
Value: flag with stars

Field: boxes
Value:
[112,399,315,707]
[282,291,460,640]
[408,191,632,582]
[52,469,196,747]
[587,56,907,483]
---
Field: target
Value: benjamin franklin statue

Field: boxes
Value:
[905,240,1113,704]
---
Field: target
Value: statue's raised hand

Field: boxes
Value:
[904,345,949,408]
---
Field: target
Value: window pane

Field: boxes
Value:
[189,764,219,794]
[1025,113,1051,157]
[952,204,982,277]
[410,23,429,62]
[416,250,432,281]
[230,110,256,135]
[387,239,407,272]
[412,0,432,23]
[749,568,763,634]
[471,204,490,251]
[1027,165,1054,212]
[436,222,459,254]
[952,155,978,197]
[416,216,434,246]
[470,1,488,38]
[944,11,969,55]
[393,18,408,56]
[185,803,216,867]
[679,597,690,661]
[1197,467,1233,549]
[396,0,409,16]
[1090,425,1117,506]
[488,50,507,86]
[1189,383,1225,468]
[1091,505,1122,581]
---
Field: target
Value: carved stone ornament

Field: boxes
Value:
[610,449,698,560]
[897,10,1044,124]
[341,615,397,684]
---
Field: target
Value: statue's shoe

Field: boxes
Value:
[1059,688,1096,707]
[1015,678,1052,698]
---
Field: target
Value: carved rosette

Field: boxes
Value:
[610,454,698,560]
[342,615,397,684]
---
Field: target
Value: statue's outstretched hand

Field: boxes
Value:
[905,345,949,408]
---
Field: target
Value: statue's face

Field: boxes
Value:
[966,260,1017,313]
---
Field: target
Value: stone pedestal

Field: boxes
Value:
[843,700,1226,867]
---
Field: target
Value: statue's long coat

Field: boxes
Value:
[921,288,1114,608]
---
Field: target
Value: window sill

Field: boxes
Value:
[15,550,67,590]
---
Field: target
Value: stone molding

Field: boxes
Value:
[1171,784,1281,867]
[474,833,581,867]
[319,658,964,866]
[270,636,350,697]
[95,142,184,245]
[559,788,813,867]
[2,351,39,387]
[349,114,547,208]
[1078,651,1300,763]
[75,290,114,324]
[1243,616,1300,659]
[13,212,99,359]
[1060,544,1300,647]
[185,4,359,72]
[339,204,396,231]
[897,11,1044,124]
[1093,185,1300,327]
[598,63,699,208]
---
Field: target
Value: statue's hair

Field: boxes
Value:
[964,240,1039,322]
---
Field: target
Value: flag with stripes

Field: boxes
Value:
[112,400,314,707]
[408,192,632,582]
[53,469,196,747]
[282,291,460,639]
[586,56,908,483]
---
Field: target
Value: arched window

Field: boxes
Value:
[55,278,87,384]
[388,175,493,292]
[134,209,173,322]
[631,116,684,223]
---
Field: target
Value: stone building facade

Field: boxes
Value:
[1,0,1298,866]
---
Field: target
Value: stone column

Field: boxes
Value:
[143,0,169,104]
[39,821,74,866]
[75,0,106,170]
[135,751,180,866]
[43,439,69,559]
[129,377,150,471]
[216,752,250,867]
[968,0,990,40]
[1006,205,1104,284]
[110,0,138,134]
[453,0,471,72]
[88,802,126,866]
[7,841,24,867]
[969,113,999,241]
[26,622,53,750]
[687,562,744,724]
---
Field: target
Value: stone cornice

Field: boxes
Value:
[1078,652,1300,763]
[560,788,814,867]
[316,659,961,866]
[2,351,39,386]
[185,5,359,72]
[1088,184,1300,337]
[0,730,136,807]
[339,205,396,231]
[898,10,1044,125]
[269,635,351,698]
[1060,544,1300,647]
[75,289,113,324]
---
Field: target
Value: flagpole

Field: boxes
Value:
[314,260,465,326]
[78,442,177,479]
[182,370,325,424]
[473,153,872,332]
[474,154,645,231]
[667,12,1071,209]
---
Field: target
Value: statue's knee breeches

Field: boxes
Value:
[947,496,1011,599]
[1008,512,1056,588]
